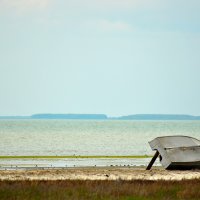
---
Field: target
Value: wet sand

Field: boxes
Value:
[1,167,200,181]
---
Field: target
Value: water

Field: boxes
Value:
[0,120,200,167]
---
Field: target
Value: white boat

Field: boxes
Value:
[146,135,200,170]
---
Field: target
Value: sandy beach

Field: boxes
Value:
[1,167,200,181]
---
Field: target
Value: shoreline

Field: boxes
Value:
[0,155,152,159]
[0,156,153,169]
[1,167,200,181]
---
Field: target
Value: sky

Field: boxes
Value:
[0,0,200,116]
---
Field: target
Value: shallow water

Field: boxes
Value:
[0,158,156,169]
[0,120,200,167]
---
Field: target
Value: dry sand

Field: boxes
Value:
[1,167,200,181]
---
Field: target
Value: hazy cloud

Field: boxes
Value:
[81,19,133,33]
[0,0,50,12]
[97,20,133,32]
[78,0,161,10]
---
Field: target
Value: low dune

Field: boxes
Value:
[1,167,200,181]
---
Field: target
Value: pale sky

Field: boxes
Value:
[0,0,200,116]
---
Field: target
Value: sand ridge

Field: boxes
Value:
[1,167,200,181]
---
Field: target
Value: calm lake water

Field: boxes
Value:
[0,120,200,167]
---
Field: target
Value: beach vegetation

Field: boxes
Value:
[0,179,200,200]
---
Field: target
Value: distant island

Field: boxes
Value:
[114,114,200,120]
[31,114,108,120]
[0,114,200,120]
